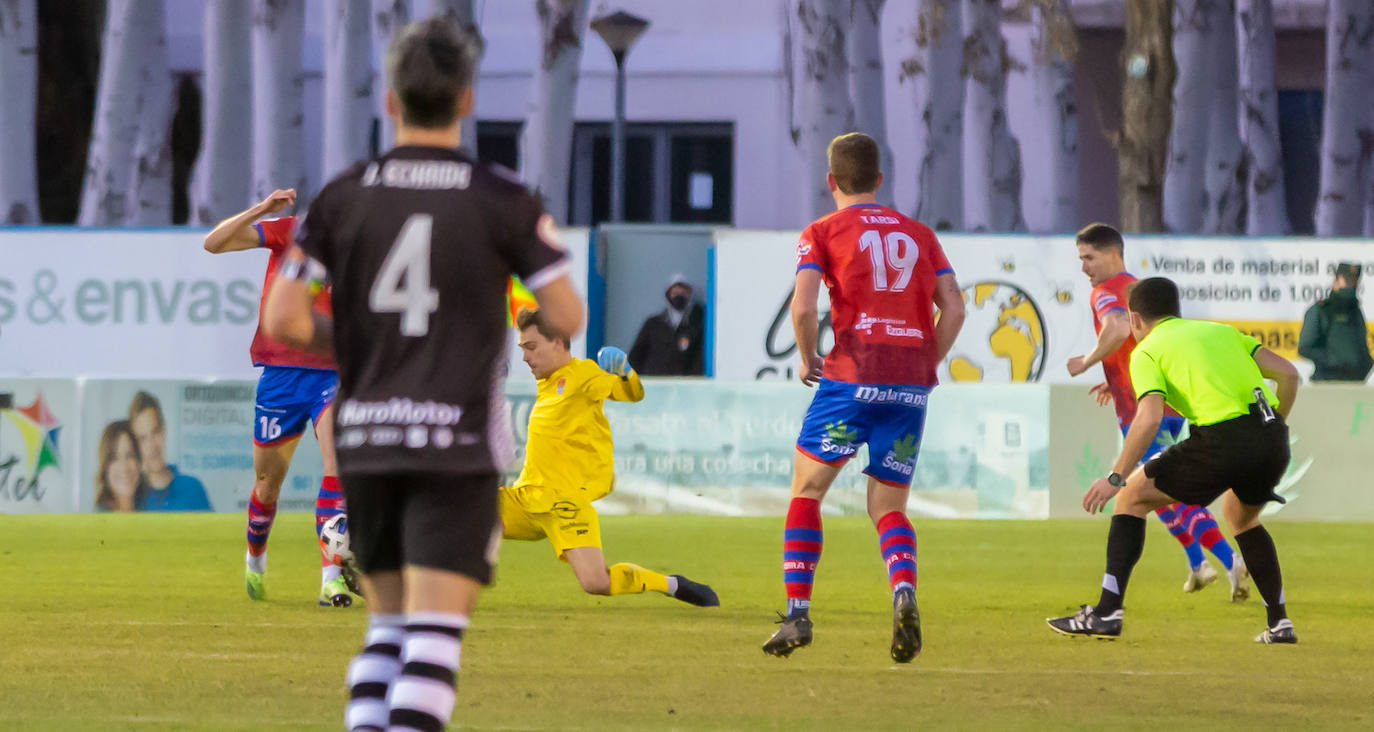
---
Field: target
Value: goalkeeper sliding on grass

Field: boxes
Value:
[501,307,719,607]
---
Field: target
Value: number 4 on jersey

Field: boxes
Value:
[370,214,440,336]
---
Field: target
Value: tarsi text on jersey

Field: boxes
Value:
[361,159,473,190]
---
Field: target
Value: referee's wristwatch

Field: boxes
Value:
[1106,472,1126,488]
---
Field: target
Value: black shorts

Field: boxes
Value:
[341,471,500,584]
[1143,410,1290,507]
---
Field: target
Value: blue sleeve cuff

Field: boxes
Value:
[254,222,265,248]
[797,263,823,274]
[1100,306,1127,316]
[935,267,954,276]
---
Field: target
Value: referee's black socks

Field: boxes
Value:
[1234,525,1288,627]
[1095,514,1146,616]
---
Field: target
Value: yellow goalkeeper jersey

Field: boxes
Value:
[514,358,644,500]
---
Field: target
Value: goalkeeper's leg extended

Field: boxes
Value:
[565,547,719,607]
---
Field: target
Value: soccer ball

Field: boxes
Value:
[319,514,353,566]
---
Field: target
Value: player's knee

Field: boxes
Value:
[578,571,611,595]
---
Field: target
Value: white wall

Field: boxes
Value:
[159,0,1331,231]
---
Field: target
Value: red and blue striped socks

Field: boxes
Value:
[782,497,822,618]
[876,511,917,595]
[245,491,277,573]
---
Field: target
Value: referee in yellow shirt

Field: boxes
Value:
[1048,277,1299,644]
[501,308,719,606]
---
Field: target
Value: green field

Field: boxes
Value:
[2,514,1371,730]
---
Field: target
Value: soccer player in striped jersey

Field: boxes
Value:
[1067,224,1249,601]
[203,188,354,608]
[762,132,965,662]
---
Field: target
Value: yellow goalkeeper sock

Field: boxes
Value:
[607,562,670,595]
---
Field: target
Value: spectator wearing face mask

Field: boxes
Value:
[628,273,706,376]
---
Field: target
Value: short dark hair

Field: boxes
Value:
[386,16,482,129]
[1128,277,1181,322]
[827,133,881,195]
[516,307,570,349]
[1076,222,1124,252]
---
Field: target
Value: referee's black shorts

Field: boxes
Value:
[1143,410,1290,508]
[341,471,501,584]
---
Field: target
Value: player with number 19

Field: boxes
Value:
[763,132,965,662]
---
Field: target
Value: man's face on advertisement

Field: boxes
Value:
[130,408,166,472]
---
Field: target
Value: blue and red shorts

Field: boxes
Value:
[795,378,931,487]
[253,365,338,447]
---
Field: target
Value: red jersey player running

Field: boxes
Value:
[1067,223,1248,601]
[762,133,966,662]
[204,188,354,608]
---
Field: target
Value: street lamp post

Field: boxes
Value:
[590,10,650,223]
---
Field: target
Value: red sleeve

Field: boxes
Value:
[796,222,825,274]
[1091,283,1126,319]
[254,216,297,254]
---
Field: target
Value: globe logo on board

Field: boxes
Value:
[940,281,1047,383]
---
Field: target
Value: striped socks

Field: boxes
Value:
[388,612,468,732]
[876,512,917,595]
[1154,504,1205,568]
[782,497,822,618]
[346,614,404,731]
[1183,505,1236,570]
[245,492,277,573]
[316,476,347,582]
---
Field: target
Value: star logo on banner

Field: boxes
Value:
[2,392,63,480]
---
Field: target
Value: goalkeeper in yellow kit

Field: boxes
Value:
[502,308,719,606]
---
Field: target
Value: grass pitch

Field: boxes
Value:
[2,513,1371,730]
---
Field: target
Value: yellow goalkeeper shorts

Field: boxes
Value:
[498,484,602,560]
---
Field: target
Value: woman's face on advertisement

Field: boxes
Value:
[106,432,140,496]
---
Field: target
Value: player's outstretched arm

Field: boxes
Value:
[263,246,333,353]
[932,273,966,364]
[1253,347,1299,418]
[203,188,297,253]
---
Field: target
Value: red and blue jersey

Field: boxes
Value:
[250,216,336,371]
[795,204,953,386]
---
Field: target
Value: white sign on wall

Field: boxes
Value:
[0,228,591,379]
[713,230,1374,383]
[0,379,80,513]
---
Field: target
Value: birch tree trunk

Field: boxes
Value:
[519,0,590,223]
[0,0,38,224]
[1316,0,1374,237]
[1236,0,1287,234]
[848,0,893,208]
[962,0,1024,232]
[79,0,166,226]
[324,0,373,179]
[371,0,410,154]
[251,0,306,206]
[1117,0,1174,233]
[1201,0,1245,234]
[127,8,174,226]
[909,0,962,230]
[1029,0,1078,233]
[190,0,253,224]
[792,0,853,220]
[434,0,481,154]
[1164,0,1217,233]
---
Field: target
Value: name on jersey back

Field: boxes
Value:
[361,159,472,190]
